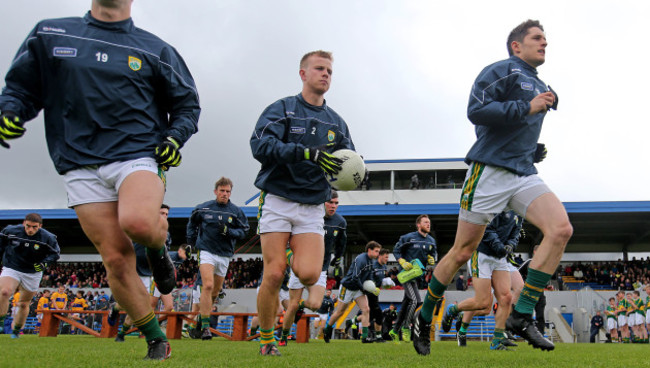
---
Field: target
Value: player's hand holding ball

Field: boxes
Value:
[0,111,25,148]
[398,258,413,271]
[304,143,342,175]
[155,136,182,170]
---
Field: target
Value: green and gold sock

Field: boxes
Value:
[286,249,293,266]
[362,326,369,338]
[133,311,166,342]
[515,268,551,315]
[201,316,210,329]
[420,275,447,323]
[260,328,275,346]
[493,328,505,340]
[118,322,132,338]
[459,322,470,334]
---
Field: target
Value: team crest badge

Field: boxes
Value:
[34,244,40,250]
[228,217,233,223]
[128,56,142,71]
[327,130,335,142]
[333,230,338,236]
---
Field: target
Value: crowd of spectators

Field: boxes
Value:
[557,257,650,291]
[34,256,263,291]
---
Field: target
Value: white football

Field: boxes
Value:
[362,280,376,293]
[328,149,366,191]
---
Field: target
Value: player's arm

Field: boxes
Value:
[250,101,309,165]
[156,46,200,148]
[332,221,348,264]
[505,216,523,251]
[0,25,44,126]
[467,66,530,127]
[186,208,201,245]
[224,208,250,240]
[42,233,61,265]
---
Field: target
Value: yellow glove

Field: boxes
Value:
[398,258,413,271]
[372,287,381,296]
[427,255,436,265]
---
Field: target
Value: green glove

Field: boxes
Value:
[155,137,182,169]
[372,287,380,296]
[398,258,413,271]
[0,112,25,148]
[34,262,47,272]
[304,143,342,175]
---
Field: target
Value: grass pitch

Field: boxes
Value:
[2,335,646,368]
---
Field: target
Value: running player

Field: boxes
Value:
[0,0,200,360]
[323,241,382,344]
[413,20,571,355]
[250,50,355,356]
[187,177,249,340]
[389,215,437,343]
[0,213,60,338]
[444,211,521,350]
[279,189,347,346]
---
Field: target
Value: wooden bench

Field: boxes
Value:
[37,309,316,342]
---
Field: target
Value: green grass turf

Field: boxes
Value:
[1,335,647,368]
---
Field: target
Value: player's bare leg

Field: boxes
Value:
[509,192,572,351]
[9,287,35,337]
[258,232,290,355]
[198,263,216,339]
[0,277,19,329]
[355,295,372,342]
[76,172,169,352]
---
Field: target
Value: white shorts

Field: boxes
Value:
[618,315,627,327]
[607,318,617,330]
[646,313,650,325]
[198,250,230,277]
[317,313,328,321]
[152,285,164,298]
[0,267,42,292]
[459,163,551,225]
[630,314,644,326]
[192,286,201,304]
[338,285,365,304]
[467,251,509,279]
[140,275,154,295]
[507,262,519,273]
[257,193,325,235]
[63,157,164,207]
[279,288,290,303]
[288,270,327,289]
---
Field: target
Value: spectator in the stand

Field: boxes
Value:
[456,275,466,291]
[410,174,420,189]
[573,267,584,280]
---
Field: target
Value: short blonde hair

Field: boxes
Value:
[300,50,333,69]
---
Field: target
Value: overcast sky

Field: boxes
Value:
[1,0,648,210]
